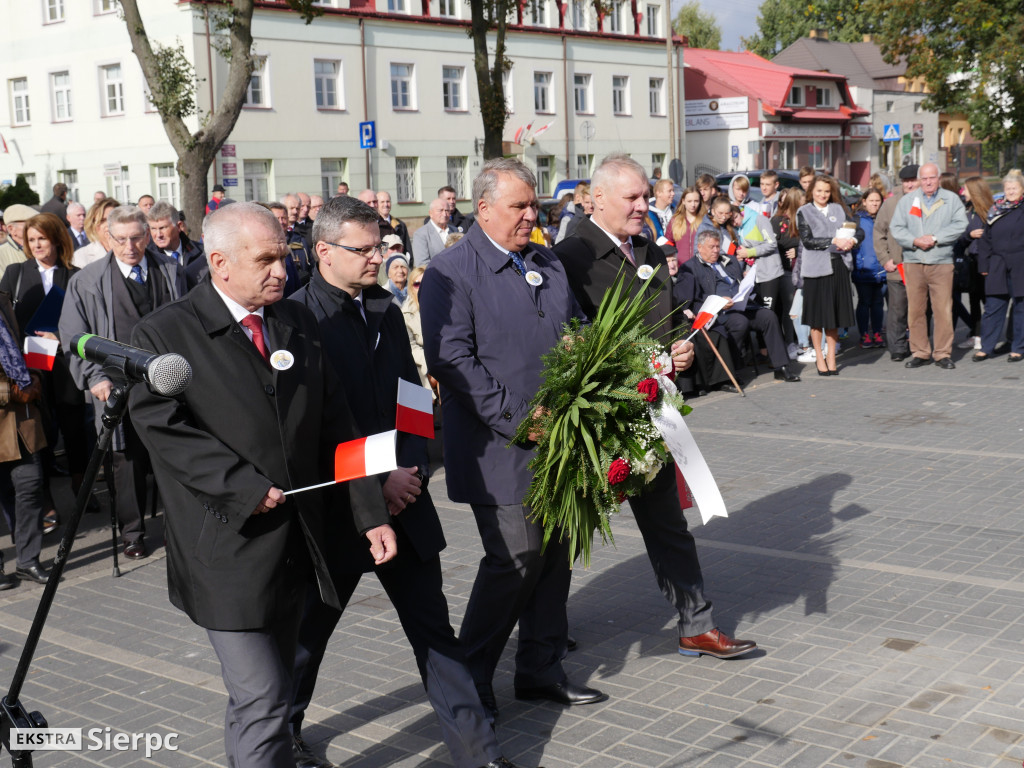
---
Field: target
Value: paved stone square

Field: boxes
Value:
[1,338,1023,767]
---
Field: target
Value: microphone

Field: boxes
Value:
[70,334,193,396]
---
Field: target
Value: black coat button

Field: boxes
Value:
[265,385,275,395]
[538,310,545,318]
[503,411,512,420]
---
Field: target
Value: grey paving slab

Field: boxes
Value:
[2,339,1024,766]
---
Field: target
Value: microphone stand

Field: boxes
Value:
[1,360,136,767]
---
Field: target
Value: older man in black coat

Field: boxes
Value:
[129,202,396,768]
[287,196,528,768]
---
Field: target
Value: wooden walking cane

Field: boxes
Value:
[700,327,745,397]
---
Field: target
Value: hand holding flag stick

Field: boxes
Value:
[683,295,729,343]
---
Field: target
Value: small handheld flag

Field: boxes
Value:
[685,295,729,341]
[396,378,434,439]
[897,264,905,284]
[909,196,922,218]
[23,337,58,371]
[283,431,398,496]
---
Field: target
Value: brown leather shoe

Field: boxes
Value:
[678,628,756,659]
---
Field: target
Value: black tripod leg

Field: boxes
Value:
[105,448,120,578]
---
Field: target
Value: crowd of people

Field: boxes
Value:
[0,152,1019,768]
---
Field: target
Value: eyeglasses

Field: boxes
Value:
[110,234,147,246]
[324,241,386,259]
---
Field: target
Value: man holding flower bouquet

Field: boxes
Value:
[555,154,758,660]
[421,159,609,718]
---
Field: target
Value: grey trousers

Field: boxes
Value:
[460,503,570,690]
[0,452,45,568]
[885,278,910,356]
[207,600,303,768]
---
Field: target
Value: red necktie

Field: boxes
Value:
[240,314,268,360]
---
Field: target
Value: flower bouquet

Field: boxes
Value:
[512,269,691,567]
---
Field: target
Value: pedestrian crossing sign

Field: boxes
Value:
[883,124,900,142]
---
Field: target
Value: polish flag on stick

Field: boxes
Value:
[897,263,906,285]
[532,119,555,138]
[283,431,397,495]
[23,337,58,371]
[396,378,435,439]
[684,295,729,341]
[909,196,922,217]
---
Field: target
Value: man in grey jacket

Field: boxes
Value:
[59,205,187,560]
[874,165,919,361]
[890,163,968,369]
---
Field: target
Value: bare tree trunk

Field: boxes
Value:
[470,0,511,160]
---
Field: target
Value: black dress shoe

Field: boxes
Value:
[0,569,16,591]
[123,540,148,560]
[936,357,956,369]
[566,634,578,652]
[293,733,336,768]
[774,365,800,382]
[890,353,909,361]
[15,564,52,584]
[476,682,498,719]
[717,383,740,394]
[483,759,540,768]
[905,356,931,368]
[515,677,609,706]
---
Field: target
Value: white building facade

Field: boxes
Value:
[0,0,686,218]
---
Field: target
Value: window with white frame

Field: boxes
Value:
[808,140,831,169]
[787,85,804,107]
[503,67,513,113]
[390,63,414,109]
[320,158,346,200]
[529,0,547,26]
[58,170,78,202]
[44,0,65,23]
[51,71,72,121]
[314,59,342,109]
[612,75,629,115]
[536,156,553,196]
[388,0,407,11]
[446,157,467,198]
[21,174,38,196]
[245,57,269,107]
[100,64,124,115]
[395,157,418,202]
[651,154,664,178]
[573,73,592,114]
[94,0,117,12]
[112,166,130,202]
[607,0,623,33]
[154,164,179,208]
[438,0,456,17]
[646,4,660,35]
[648,77,664,115]
[10,79,30,126]
[778,140,795,167]
[443,66,465,111]
[243,160,271,201]
[576,154,593,178]
[815,86,832,107]
[534,71,552,113]
[571,0,587,29]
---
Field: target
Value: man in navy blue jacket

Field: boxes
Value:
[420,158,606,718]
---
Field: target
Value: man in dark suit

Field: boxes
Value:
[127,201,397,768]
[420,158,607,718]
[40,183,69,226]
[144,201,204,276]
[67,202,89,249]
[681,230,799,382]
[60,205,188,561]
[288,195,528,768]
[554,154,760,661]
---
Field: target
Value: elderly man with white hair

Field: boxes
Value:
[66,202,89,249]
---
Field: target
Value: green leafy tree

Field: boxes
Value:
[672,0,722,50]
[120,0,322,229]
[868,0,1024,149]
[0,175,41,209]
[742,0,876,58]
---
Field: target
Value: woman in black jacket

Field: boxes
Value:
[0,213,89,526]
[975,170,1024,361]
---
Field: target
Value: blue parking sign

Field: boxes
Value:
[359,121,376,149]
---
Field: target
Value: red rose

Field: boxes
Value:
[608,458,630,485]
[637,378,659,403]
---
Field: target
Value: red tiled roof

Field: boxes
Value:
[684,47,866,116]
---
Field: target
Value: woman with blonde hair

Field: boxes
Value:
[402,265,433,394]
[667,186,705,262]
[975,169,1024,361]
[73,197,120,268]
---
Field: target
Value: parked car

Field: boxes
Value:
[716,170,861,208]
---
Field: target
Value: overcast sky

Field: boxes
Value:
[677,0,762,52]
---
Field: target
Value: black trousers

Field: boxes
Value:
[627,464,715,637]
[757,275,796,346]
[291,525,500,768]
[108,417,149,543]
[719,306,790,369]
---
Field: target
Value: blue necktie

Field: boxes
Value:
[129,265,144,284]
[509,250,528,276]
[171,250,180,263]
